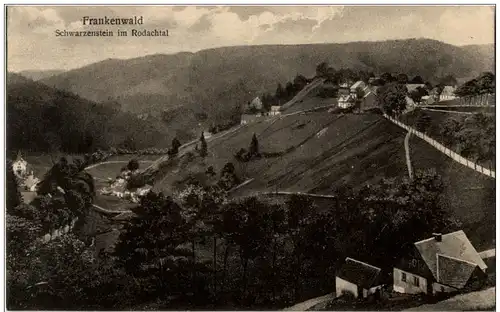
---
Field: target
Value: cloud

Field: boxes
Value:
[6,6,495,72]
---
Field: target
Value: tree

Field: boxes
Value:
[380,72,394,83]
[315,62,329,77]
[7,160,22,212]
[415,111,432,133]
[114,192,203,300]
[438,74,458,86]
[171,138,181,156]
[275,83,285,102]
[410,75,425,84]
[249,133,260,158]
[409,86,428,104]
[397,73,409,84]
[199,132,208,157]
[127,159,140,171]
[376,83,407,116]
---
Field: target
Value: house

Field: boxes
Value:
[22,172,40,191]
[269,106,281,116]
[439,86,458,101]
[12,151,28,179]
[421,95,436,105]
[350,81,367,94]
[360,90,377,111]
[338,94,355,109]
[240,113,263,125]
[336,257,384,299]
[393,231,488,295]
[247,96,263,111]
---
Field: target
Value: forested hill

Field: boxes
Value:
[39,38,493,122]
[6,73,177,155]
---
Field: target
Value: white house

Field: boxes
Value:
[338,94,355,109]
[269,106,281,116]
[393,231,488,295]
[439,86,458,101]
[12,152,28,179]
[336,257,384,299]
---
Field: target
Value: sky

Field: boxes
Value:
[6,5,495,72]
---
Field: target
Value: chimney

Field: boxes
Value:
[433,233,442,242]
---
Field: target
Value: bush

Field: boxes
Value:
[127,159,140,171]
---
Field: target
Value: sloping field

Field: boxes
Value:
[409,134,495,250]
[281,94,337,114]
[153,112,409,197]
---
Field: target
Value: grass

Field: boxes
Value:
[409,134,495,250]
[401,109,495,169]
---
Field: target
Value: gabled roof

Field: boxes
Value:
[350,80,366,90]
[336,257,382,289]
[437,254,478,289]
[338,94,355,102]
[406,84,425,93]
[414,230,487,283]
[441,86,457,96]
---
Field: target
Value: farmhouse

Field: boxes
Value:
[359,87,377,111]
[338,94,355,109]
[393,231,487,295]
[439,86,458,101]
[350,80,367,94]
[247,96,263,111]
[336,257,384,299]
[240,113,264,125]
[269,105,281,116]
[12,151,28,179]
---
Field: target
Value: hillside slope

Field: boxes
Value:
[6,73,176,154]
[18,69,65,81]
[40,39,493,123]
[148,108,494,248]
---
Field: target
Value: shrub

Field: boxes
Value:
[127,159,140,171]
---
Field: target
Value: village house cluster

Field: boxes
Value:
[239,78,460,125]
[335,230,494,300]
[100,168,152,203]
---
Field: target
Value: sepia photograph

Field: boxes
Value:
[4,4,496,311]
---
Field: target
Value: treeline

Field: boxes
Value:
[454,72,495,97]
[7,75,172,155]
[438,112,495,165]
[7,166,459,310]
[259,74,312,111]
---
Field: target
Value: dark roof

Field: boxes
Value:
[437,254,478,289]
[414,230,487,285]
[336,257,382,289]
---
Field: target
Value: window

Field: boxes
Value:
[410,259,417,268]
[413,276,420,287]
[440,286,445,292]
[401,272,407,282]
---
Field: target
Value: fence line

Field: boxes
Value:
[383,114,495,179]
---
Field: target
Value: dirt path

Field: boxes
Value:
[404,132,413,179]
[405,287,495,311]
[283,292,336,311]
[85,160,154,170]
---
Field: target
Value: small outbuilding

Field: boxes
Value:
[336,257,384,299]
